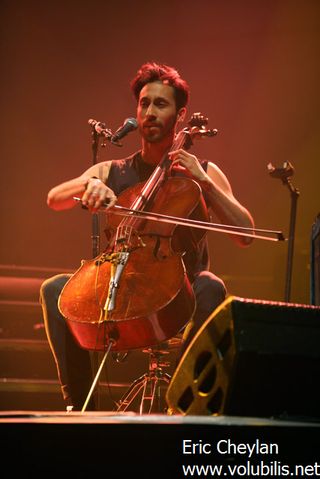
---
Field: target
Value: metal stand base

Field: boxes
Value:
[115,343,177,414]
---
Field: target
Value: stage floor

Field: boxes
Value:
[1,411,319,477]
[1,409,320,425]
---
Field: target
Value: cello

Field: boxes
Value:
[58,113,218,352]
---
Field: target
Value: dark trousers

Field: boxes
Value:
[40,271,226,410]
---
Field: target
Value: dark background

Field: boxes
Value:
[1,0,319,303]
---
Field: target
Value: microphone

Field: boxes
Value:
[111,117,138,146]
[88,119,112,139]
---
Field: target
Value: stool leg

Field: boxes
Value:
[140,372,172,414]
[116,373,149,412]
[114,345,176,414]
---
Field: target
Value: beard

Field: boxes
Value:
[141,129,163,142]
[139,118,177,143]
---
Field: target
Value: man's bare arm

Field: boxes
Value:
[47,161,115,211]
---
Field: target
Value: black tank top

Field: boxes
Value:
[106,151,210,282]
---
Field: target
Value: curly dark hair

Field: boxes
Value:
[130,62,190,110]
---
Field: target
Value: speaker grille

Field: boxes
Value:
[166,296,320,420]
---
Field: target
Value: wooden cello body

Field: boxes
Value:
[59,177,209,351]
[58,114,215,352]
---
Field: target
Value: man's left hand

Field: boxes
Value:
[168,149,207,181]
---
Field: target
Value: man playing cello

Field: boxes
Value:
[40,62,254,411]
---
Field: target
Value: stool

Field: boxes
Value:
[115,337,182,414]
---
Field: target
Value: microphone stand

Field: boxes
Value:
[91,129,100,257]
[284,176,300,303]
[88,118,115,256]
[89,122,115,410]
[89,128,102,409]
[267,161,300,302]
[82,118,133,411]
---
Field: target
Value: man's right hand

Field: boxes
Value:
[81,177,117,212]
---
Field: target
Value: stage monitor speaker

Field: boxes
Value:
[166,296,320,421]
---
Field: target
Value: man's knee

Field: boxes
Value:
[40,274,71,303]
[192,272,227,329]
[194,271,226,306]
